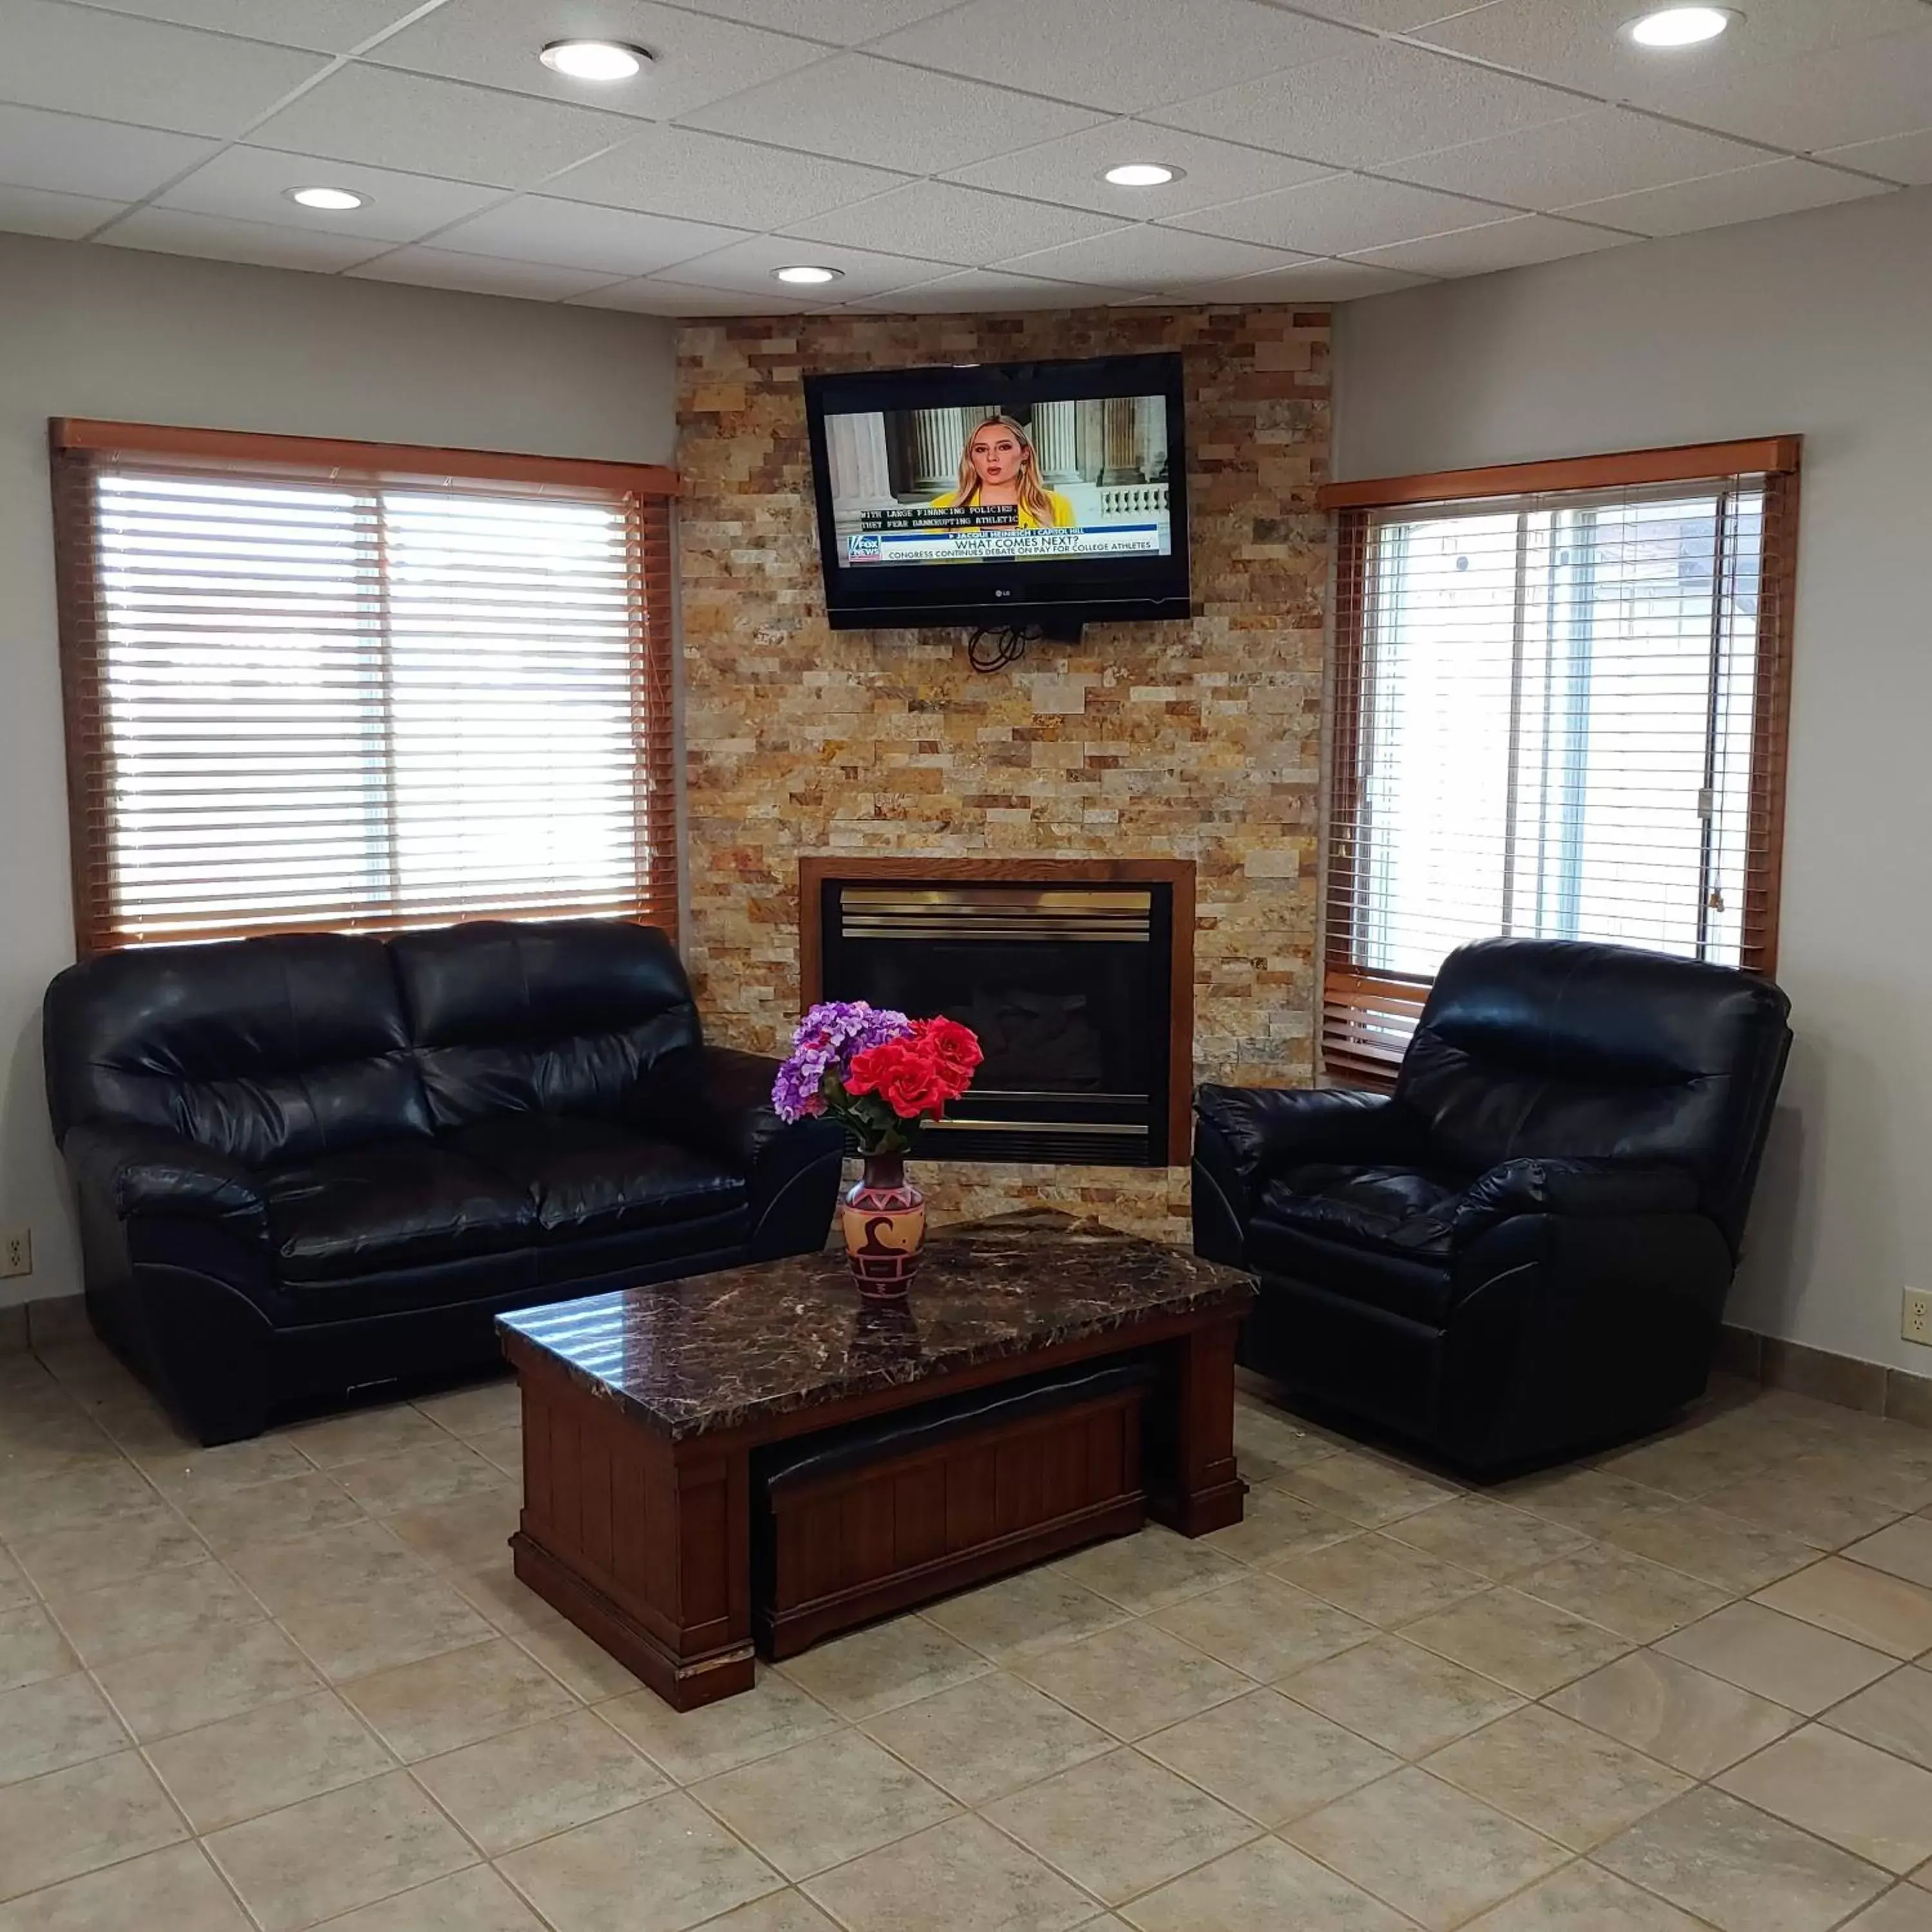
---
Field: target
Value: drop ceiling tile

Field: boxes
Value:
[1622,26,1932,155]
[1172,173,1506,252]
[0,104,218,201]
[1391,109,1770,211]
[1290,0,1503,26]
[1350,211,1635,275]
[866,0,1363,115]
[1820,129,1932,185]
[346,245,623,297]
[0,0,327,137]
[993,223,1313,290]
[1564,158,1893,238]
[670,0,963,44]
[567,278,819,313]
[679,52,1107,173]
[1146,39,1585,170]
[251,66,638,187]
[1144,256,1434,301]
[432,194,746,272]
[644,232,958,296]
[545,123,906,227]
[61,0,431,54]
[101,204,393,269]
[1412,0,1931,112]
[157,146,502,241]
[844,267,1130,311]
[0,181,124,239]
[784,179,1127,265]
[947,121,1340,218]
[366,0,831,122]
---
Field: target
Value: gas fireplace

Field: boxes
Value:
[800,858,1194,1166]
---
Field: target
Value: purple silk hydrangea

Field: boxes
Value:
[771,999,914,1121]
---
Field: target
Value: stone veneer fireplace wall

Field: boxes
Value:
[674,305,1331,1239]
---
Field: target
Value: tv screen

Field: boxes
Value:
[803,351,1190,634]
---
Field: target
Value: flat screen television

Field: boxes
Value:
[803,350,1190,635]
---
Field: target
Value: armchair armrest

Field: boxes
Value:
[630,1044,846,1259]
[1193,1084,1421,1201]
[1430,1156,1701,1251]
[61,1121,267,1237]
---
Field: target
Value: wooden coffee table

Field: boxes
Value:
[497,1212,1255,1711]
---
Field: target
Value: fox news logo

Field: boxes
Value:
[849,533,882,560]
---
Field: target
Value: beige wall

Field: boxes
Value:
[0,231,677,1309]
[1333,183,1932,1376]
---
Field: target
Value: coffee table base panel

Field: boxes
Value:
[758,1390,1149,1658]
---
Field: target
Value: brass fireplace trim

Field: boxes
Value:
[841,887,1155,911]
[837,886,1153,945]
[798,855,1197,1165]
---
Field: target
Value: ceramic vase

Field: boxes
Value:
[841,1151,925,1298]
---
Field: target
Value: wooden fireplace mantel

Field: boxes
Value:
[798,855,1197,1164]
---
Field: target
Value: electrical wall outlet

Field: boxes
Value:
[1908,1288,1932,1347]
[0,1227,28,1279]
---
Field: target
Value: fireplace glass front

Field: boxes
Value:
[816,880,1176,1166]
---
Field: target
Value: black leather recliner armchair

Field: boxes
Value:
[1193,938,1792,1471]
[44,919,846,1444]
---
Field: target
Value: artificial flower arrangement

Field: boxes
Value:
[772,1000,983,1293]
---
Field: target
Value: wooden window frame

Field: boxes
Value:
[1316,436,1801,1085]
[50,417,680,956]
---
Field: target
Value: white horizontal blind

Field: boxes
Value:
[1325,466,1794,1081]
[54,442,677,951]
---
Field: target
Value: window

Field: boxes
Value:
[1320,439,1798,1081]
[50,420,678,952]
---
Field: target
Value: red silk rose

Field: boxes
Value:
[914,1016,982,1097]
[846,1037,952,1119]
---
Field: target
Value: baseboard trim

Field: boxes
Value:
[1719,1322,1932,1430]
[0,1293,89,1355]
[10,1293,1928,1432]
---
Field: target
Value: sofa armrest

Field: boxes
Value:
[1432,1156,1701,1250]
[631,1045,846,1258]
[1193,1085,1420,1200]
[61,1121,268,1237]
[630,1044,799,1171]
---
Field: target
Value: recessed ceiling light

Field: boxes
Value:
[539,39,649,80]
[1104,162,1182,187]
[773,265,842,285]
[1624,6,1735,48]
[287,186,368,211]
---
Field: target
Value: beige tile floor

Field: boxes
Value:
[4,1337,1932,1932]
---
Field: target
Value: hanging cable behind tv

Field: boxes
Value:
[965,612,1084,673]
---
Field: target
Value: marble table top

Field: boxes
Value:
[497,1210,1254,1440]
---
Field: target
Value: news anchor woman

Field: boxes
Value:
[933,415,1075,527]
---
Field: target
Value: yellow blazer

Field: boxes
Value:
[929,488,1076,529]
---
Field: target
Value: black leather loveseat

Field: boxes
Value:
[44,919,845,1443]
[1193,938,1792,1472]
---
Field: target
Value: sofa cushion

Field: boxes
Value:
[451,1115,746,1239]
[43,933,429,1166]
[1249,1166,1468,1327]
[263,1140,537,1285]
[1244,1211,1457,1328]
[390,920,701,1130]
[1259,1165,1467,1256]
[1396,936,1792,1246]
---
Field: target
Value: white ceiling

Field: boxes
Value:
[1,0,1929,311]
